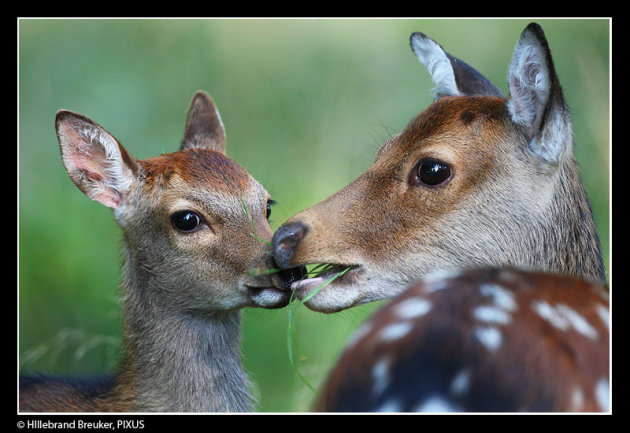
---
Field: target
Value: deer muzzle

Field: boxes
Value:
[272,222,308,269]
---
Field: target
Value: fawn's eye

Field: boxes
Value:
[266,199,275,220]
[171,210,202,233]
[416,158,451,186]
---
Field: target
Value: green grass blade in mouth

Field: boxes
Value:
[245,267,284,277]
[300,266,352,304]
[306,263,337,278]
[286,289,317,394]
[286,266,352,394]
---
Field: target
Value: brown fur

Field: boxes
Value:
[280,96,603,274]
[272,26,605,314]
[140,149,252,194]
[315,268,609,412]
[274,23,609,413]
[20,91,298,412]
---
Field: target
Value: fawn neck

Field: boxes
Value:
[21,90,301,413]
[115,258,253,412]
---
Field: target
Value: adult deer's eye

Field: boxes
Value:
[416,158,451,186]
[266,199,275,220]
[171,211,202,232]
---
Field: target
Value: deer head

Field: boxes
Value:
[272,23,605,313]
[56,91,297,313]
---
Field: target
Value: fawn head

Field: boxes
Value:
[56,91,299,312]
[272,23,604,313]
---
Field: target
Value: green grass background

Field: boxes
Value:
[18,18,610,412]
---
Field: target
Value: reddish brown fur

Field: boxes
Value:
[315,268,609,412]
[274,90,604,314]
[396,96,508,154]
[139,148,251,194]
[21,91,297,412]
[285,97,515,265]
[275,23,608,411]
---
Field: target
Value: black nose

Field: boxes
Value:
[272,222,307,269]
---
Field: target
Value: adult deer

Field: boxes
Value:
[272,23,606,314]
[19,91,303,412]
[272,23,609,411]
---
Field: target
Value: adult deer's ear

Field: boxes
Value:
[56,110,138,209]
[180,90,227,154]
[410,31,503,100]
[507,23,572,164]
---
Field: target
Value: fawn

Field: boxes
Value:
[19,91,302,412]
[272,23,609,411]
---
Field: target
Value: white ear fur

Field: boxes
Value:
[507,24,571,164]
[410,32,461,100]
[56,111,136,209]
[411,32,503,100]
[507,31,551,141]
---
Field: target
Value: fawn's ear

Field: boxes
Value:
[410,31,504,100]
[56,110,139,209]
[180,90,226,154]
[507,23,571,164]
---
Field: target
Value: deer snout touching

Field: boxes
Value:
[270,22,607,315]
[271,253,308,291]
[272,222,308,269]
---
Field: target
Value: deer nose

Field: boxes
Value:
[272,222,307,269]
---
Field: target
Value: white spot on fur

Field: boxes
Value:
[473,326,502,351]
[449,370,471,396]
[531,301,598,340]
[473,306,513,325]
[371,358,391,396]
[479,283,518,312]
[595,378,609,411]
[531,300,570,331]
[379,322,413,342]
[413,395,461,412]
[394,297,432,320]
[376,399,402,412]
[570,387,584,411]
[595,304,609,330]
[557,304,598,340]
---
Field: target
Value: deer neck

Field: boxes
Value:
[523,155,605,282]
[114,260,254,412]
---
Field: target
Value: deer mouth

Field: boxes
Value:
[290,264,361,297]
[245,285,291,309]
[245,265,307,309]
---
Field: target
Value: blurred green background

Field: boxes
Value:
[18,18,610,412]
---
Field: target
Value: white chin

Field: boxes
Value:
[249,288,290,309]
[294,274,410,313]
[295,281,364,313]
